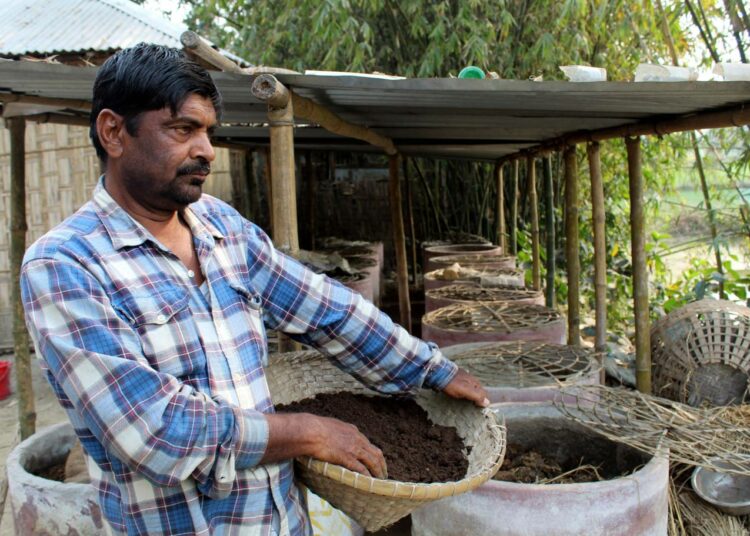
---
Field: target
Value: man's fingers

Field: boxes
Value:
[358,444,388,479]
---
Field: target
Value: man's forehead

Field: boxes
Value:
[167,94,218,122]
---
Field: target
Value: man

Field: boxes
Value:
[21,43,489,535]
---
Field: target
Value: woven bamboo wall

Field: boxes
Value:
[0,121,234,348]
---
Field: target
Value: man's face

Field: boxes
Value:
[117,94,218,211]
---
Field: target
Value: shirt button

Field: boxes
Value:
[233,373,242,383]
[156,314,167,323]
[187,270,195,278]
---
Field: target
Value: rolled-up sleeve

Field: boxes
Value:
[21,257,269,498]
[243,222,458,394]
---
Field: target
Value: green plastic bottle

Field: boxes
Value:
[458,66,485,79]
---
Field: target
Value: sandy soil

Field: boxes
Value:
[0,354,67,536]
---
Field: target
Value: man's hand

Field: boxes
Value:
[263,413,388,479]
[442,368,490,407]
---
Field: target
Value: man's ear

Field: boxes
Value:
[96,109,126,159]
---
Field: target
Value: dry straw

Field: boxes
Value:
[426,283,544,306]
[651,299,750,407]
[429,253,516,270]
[423,303,563,334]
[555,384,750,476]
[445,341,600,388]
[265,351,506,532]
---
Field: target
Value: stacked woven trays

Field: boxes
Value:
[425,283,544,312]
[651,299,750,406]
[265,351,506,532]
[422,302,565,347]
[441,341,601,403]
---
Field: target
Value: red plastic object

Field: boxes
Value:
[0,361,11,400]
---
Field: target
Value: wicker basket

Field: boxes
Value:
[425,283,544,312]
[651,299,750,406]
[422,302,566,347]
[265,351,506,532]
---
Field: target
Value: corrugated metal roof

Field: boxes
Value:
[0,0,187,56]
[1,60,749,160]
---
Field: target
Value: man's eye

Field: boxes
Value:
[174,126,192,135]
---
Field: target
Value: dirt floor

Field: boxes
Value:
[0,354,68,536]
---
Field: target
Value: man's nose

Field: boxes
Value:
[191,131,216,162]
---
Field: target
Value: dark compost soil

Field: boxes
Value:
[277,392,469,483]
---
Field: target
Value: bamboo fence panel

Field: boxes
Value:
[0,121,234,348]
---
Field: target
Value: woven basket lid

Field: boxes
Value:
[426,284,542,303]
[265,351,506,532]
[651,299,750,406]
[423,302,563,334]
[442,341,600,388]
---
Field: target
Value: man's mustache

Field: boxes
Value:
[177,161,211,176]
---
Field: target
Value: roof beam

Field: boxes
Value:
[498,103,750,162]
[181,31,398,156]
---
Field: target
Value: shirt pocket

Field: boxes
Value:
[111,285,207,379]
[226,280,269,367]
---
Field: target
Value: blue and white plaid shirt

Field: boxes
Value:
[21,178,457,536]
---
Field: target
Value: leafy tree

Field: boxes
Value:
[183,0,749,333]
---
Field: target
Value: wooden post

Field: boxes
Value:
[543,155,556,308]
[246,150,261,223]
[564,145,581,346]
[402,158,418,286]
[588,142,608,369]
[510,160,519,255]
[528,155,541,290]
[251,76,299,353]
[8,117,35,440]
[495,162,506,252]
[389,155,412,332]
[305,151,317,251]
[626,137,652,394]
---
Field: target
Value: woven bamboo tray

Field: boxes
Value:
[651,299,750,406]
[265,351,506,532]
[428,253,516,273]
[422,302,566,347]
[424,267,525,291]
[442,341,601,404]
[425,283,544,312]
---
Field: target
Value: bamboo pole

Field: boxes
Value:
[528,155,541,290]
[543,155,556,308]
[495,162,507,252]
[389,155,412,332]
[564,145,581,346]
[8,117,35,440]
[251,76,300,353]
[402,158,418,286]
[510,160,519,255]
[588,142,607,364]
[626,136,652,394]
[692,132,725,298]
[303,150,315,251]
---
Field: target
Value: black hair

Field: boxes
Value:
[90,43,223,161]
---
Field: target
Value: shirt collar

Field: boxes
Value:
[93,176,224,250]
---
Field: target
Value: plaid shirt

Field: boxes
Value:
[21,178,457,536]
